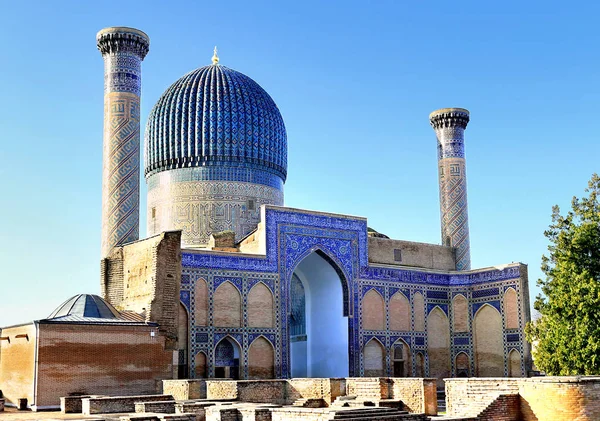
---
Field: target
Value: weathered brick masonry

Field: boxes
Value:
[101,231,182,350]
[446,377,600,421]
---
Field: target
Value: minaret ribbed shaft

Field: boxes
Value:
[97,27,149,257]
[429,108,471,270]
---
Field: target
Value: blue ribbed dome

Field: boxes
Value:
[144,64,287,181]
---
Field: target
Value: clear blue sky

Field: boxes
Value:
[1,1,598,326]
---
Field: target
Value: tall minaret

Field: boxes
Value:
[97,27,149,257]
[429,108,471,271]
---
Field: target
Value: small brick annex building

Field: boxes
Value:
[0,26,532,410]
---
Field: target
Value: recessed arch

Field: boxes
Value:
[474,304,503,377]
[248,336,275,379]
[363,338,385,377]
[290,250,349,378]
[362,289,385,331]
[248,282,274,328]
[195,278,208,326]
[427,306,450,385]
[416,352,425,377]
[214,336,241,379]
[290,247,351,317]
[390,338,411,377]
[194,351,207,378]
[452,294,468,333]
[213,281,241,327]
[413,292,425,331]
[455,352,470,377]
[508,349,521,377]
[389,291,411,332]
[503,288,519,330]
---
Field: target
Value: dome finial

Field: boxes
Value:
[212,46,219,65]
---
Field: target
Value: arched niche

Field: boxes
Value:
[248,282,274,328]
[248,336,275,379]
[474,304,504,377]
[363,338,385,377]
[455,352,470,377]
[389,291,410,332]
[213,281,241,327]
[504,288,519,330]
[509,349,521,377]
[195,351,207,378]
[214,336,241,379]
[416,352,425,377]
[362,289,385,331]
[195,278,208,326]
[452,294,468,333]
[413,292,425,332]
[427,306,450,385]
[391,338,411,377]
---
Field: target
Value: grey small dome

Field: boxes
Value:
[47,294,121,320]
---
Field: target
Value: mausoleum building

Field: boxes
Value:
[0,26,533,410]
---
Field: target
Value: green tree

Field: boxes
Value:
[525,174,600,375]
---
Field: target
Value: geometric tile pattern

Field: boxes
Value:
[97,27,149,256]
[430,108,471,270]
[144,63,287,182]
[146,174,284,247]
[181,205,528,378]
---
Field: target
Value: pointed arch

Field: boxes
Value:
[416,352,425,377]
[248,336,275,379]
[503,288,519,329]
[474,304,503,377]
[452,294,468,332]
[362,289,385,331]
[214,281,241,327]
[248,282,274,328]
[194,351,207,378]
[427,306,450,384]
[290,247,351,317]
[509,349,521,377]
[390,338,411,377]
[413,292,425,331]
[214,336,241,379]
[363,338,385,377]
[389,291,411,332]
[455,352,469,377]
[195,278,209,326]
[291,249,349,377]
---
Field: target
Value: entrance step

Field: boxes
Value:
[292,398,327,408]
[437,388,446,413]
[331,407,409,420]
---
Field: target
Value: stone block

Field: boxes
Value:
[82,394,174,415]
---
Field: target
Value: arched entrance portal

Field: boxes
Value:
[290,250,349,377]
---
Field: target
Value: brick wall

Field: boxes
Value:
[163,379,206,400]
[206,380,239,400]
[478,394,520,421]
[35,323,172,408]
[389,378,437,415]
[135,400,176,413]
[446,377,600,420]
[101,231,181,350]
[82,394,173,415]
[0,324,36,408]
